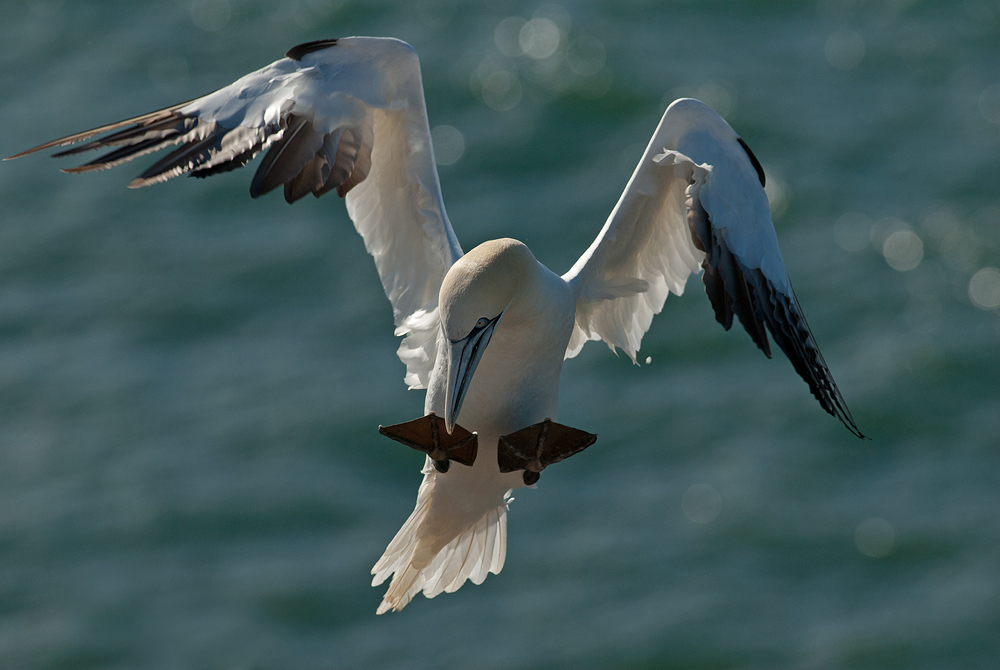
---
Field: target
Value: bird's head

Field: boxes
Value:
[439,238,532,433]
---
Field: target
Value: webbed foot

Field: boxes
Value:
[497,418,597,485]
[378,412,478,473]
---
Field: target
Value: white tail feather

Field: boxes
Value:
[372,487,510,614]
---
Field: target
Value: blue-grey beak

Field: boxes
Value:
[444,314,502,433]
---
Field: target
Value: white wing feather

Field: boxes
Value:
[565,98,862,436]
[562,100,714,362]
[8,37,461,390]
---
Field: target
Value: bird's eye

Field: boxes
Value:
[475,317,489,329]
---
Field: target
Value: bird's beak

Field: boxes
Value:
[444,314,502,433]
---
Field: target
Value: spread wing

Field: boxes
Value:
[563,98,862,438]
[6,37,461,390]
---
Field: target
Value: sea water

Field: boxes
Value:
[0,1,998,668]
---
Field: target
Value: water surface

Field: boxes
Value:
[1,1,998,668]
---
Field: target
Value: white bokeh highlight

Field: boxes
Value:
[855,517,896,558]
[682,484,722,524]
[431,125,465,166]
[825,29,865,70]
[968,268,1000,310]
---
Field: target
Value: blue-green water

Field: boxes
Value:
[1,1,999,668]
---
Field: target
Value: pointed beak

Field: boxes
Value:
[444,314,502,433]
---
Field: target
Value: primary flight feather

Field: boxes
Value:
[7,36,862,613]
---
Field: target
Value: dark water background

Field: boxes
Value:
[1,1,998,668]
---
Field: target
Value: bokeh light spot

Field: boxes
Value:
[871,217,910,248]
[472,57,523,111]
[968,268,1000,310]
[430,125,464,166]
[495,17,527,57]
[883,230,923,272]
[664,82,736,119]
[763,168,788,218]
[191,0,232,33]
[855,517,895,558]
[682,484,722,524]
[695,82,736,118]
[482,71,522,111]
[825,29,865,70]
[415,0,456,28]
[834,211,872,252]
[978,84,1000,124]
[520,18,561,60]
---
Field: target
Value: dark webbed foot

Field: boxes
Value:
[497,418,597,485]
[378,412,478,473]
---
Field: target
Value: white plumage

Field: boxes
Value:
[7,36,862,614]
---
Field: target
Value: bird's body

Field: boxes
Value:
[7,37,862,614]
[374,239,576,611]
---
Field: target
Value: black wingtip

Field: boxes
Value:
[690,198,864,439]
[6,98,201,163]
[771,281,865,440]
[737,137,766,188]
[690,199,771,355]
[285,39,339,61]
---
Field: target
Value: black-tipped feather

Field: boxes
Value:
[4,99,198,161]
[8,60,373,201]
[285,153,327,203]
[285,39,338,61]
[9,100,280,187]
[249,115,324,200]
[688,195,863,438]
[61,134,188,174]
[755,274,862,437]
[129,132,222,187]
[737,137,766,188]
[312,129,347,197]
[51,114,191,158]
[336,115,373,197]
[190,143,260,178]
[720,242,771,357]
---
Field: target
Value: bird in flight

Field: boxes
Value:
[7,37,862,613]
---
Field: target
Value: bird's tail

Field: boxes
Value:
[371,474,510,614]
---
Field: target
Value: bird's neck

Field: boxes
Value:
[459,261,575,436]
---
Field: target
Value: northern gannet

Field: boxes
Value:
[6,37,863,613]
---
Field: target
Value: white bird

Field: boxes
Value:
[7,37,862,613]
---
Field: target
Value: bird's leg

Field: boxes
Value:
[497,418,597,485]
[378,412,478,473]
